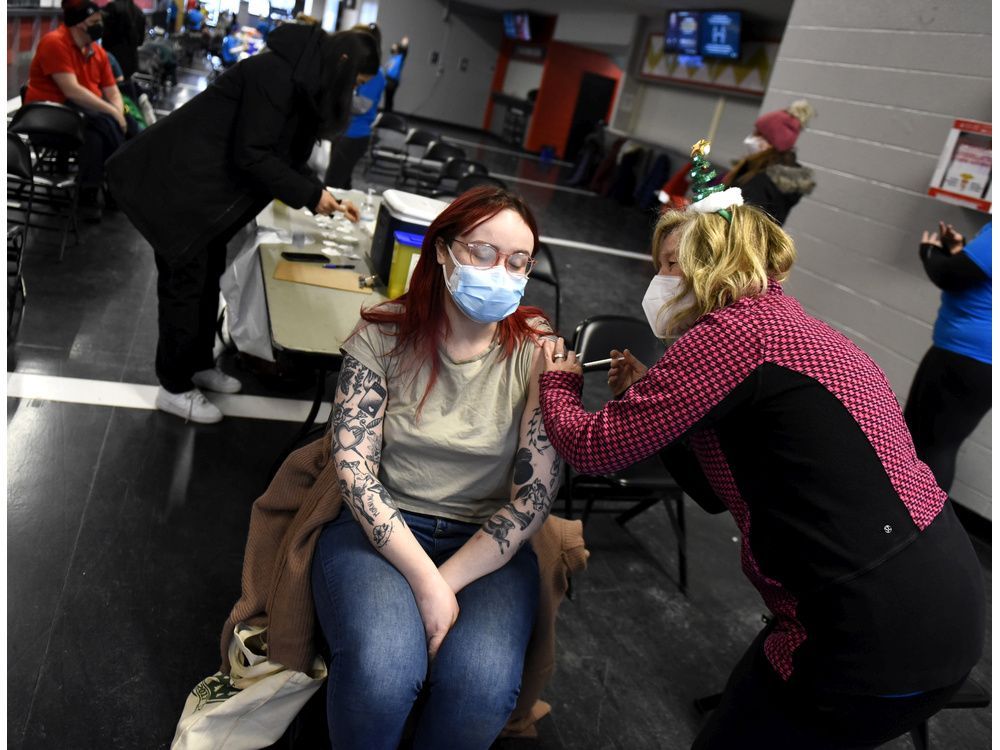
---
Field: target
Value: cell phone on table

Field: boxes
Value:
[281,251,327,263]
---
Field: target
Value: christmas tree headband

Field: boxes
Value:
[687,139,743,222]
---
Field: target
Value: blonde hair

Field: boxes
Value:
[649,204,796,334]
[786,99,816,126]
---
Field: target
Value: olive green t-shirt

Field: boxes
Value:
[341,318,540,524]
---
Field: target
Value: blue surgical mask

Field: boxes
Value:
[442,246,527,324]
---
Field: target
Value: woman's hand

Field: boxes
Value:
[607,348,647,396]
[541,337,582,375]
[337,199,361,223]
[314,191,339,215]
[938,221,965,254]
[922,222,966,255]
[411,572,460,661]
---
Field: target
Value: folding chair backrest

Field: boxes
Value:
[531,242,557,287]
[405,128,439,149]
[463,161,489,176]
[441,157,472,180]
[7,133,33,181]
[374,111,407,133]
[9,102,86,151]
[422,141,465,163]
[373,128,407,152]
[572,315,665,411]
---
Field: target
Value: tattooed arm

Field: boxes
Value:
[332,354,459,657]
[438,346,563,593]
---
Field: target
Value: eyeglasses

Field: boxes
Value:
[449,239,536,277]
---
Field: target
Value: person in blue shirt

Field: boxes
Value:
[383,35,408,112]
[220,20,244,66]
[324,25,385,189]
[904,220,991,494]
[184,3,203,31]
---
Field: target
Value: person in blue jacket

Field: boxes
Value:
[324,25,386,189]
[904,220,991,494]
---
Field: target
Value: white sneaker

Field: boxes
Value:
[192,367,242,394]
[155,387,223,424]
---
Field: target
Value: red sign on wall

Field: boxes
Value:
[928,119,992,213]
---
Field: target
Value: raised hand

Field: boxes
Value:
[607,348,647,396]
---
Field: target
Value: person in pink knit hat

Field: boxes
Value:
[724,99,817,225]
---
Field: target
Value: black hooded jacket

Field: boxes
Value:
[107,24,366,264]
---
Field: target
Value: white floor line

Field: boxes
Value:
[6,372,330,424]
[492,172,596,196]
[444,135,573,166]
[539,236,649,261]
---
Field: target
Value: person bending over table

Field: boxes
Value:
[107,23,377,424]
[312,187,561,749]
[538,160,984,748]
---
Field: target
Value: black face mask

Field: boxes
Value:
[86,23,104,41]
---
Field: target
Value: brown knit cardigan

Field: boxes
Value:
[219,434,589,737]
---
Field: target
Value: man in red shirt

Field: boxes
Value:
[25,0,131,221]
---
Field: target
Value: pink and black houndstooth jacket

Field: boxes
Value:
[540,282,983,694]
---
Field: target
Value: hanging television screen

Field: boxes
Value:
[664,10,700,56]
[503,11,532,41]
[699,10,741,60]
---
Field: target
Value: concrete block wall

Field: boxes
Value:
[764,0,992,517]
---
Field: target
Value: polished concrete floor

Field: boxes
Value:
[7,64,991,749]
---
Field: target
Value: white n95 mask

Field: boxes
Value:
[642,275,693,339]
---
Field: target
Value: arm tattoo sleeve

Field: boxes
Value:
[332,355,405,549]
[482,404,564,555]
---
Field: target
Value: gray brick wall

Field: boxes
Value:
[764,0,992,516]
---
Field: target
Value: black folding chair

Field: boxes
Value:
[530,242,561,333]
[364,112,409,179]
[8,224,27,371]
[8,103,86,259]
[397,140,466,191]
[563,315,689,593]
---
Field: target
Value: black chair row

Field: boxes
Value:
[364,114,509,197]
[7,102,87,259]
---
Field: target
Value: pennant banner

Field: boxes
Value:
[638,32,778,97]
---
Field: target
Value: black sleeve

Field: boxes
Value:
[232,64,324,211]
[919,243,989,291]
[739,172,793,226]
[658,441,727,514]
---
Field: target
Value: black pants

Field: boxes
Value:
[324,135,370,189]
[384,77,399,112]
[904,346,991,493]
[153,209,256,393]
[77,110,128,189]
[693,629,966,749]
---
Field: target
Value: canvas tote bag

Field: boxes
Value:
[170,623,327,750]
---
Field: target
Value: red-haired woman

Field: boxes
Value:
[311,187,560,748]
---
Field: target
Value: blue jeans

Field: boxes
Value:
[311,507,540,750]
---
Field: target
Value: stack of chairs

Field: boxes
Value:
[397,140,466,192]
[365,112,409,181]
